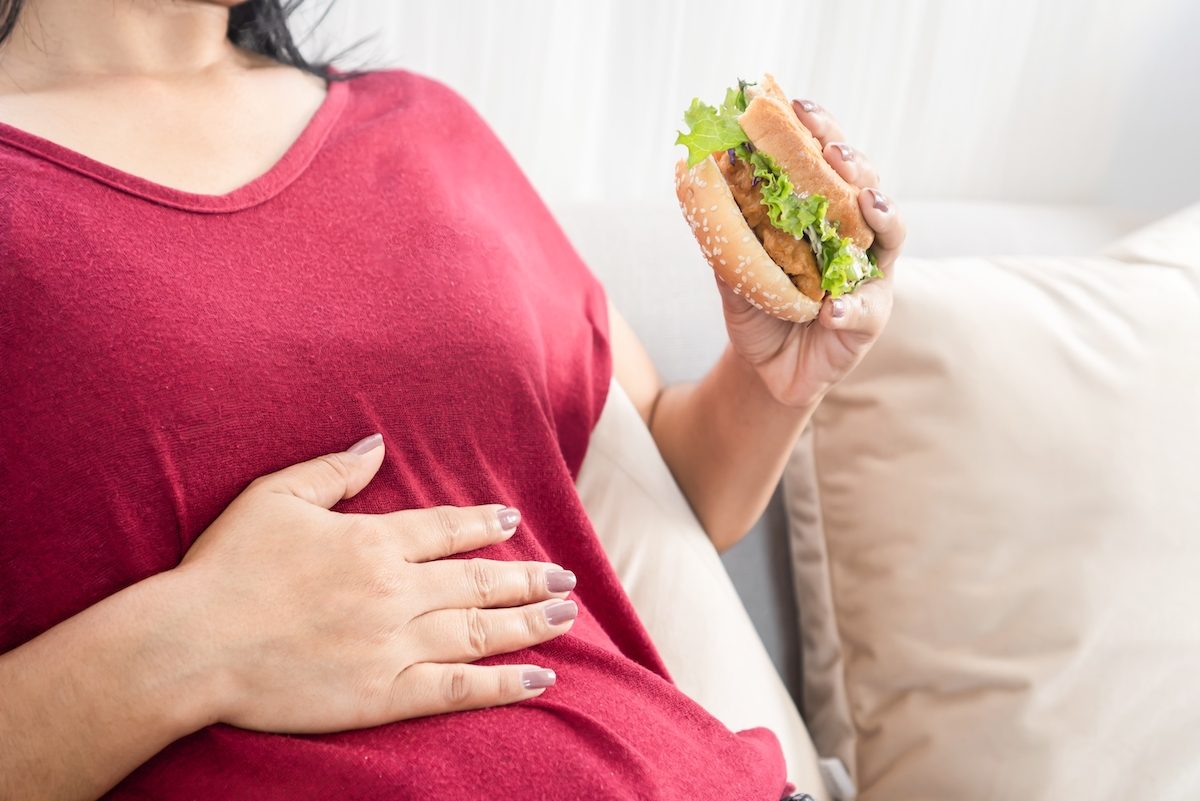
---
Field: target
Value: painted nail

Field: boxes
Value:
[521,668,556,690]
[546,569,577,593]
[831,298,847,319]
[869,188,890,213]
[796,99,821,113]
[497,507,521,532]
[831,142,854,162]
[347,432,383,455]
[544,600,578,626]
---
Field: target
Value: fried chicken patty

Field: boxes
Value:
[715,149,824,302]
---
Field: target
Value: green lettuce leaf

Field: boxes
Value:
[742,147,825,238]
[675,91,749,167]
[676,83,757,166]
[818,233,882,297]
[740,147,881,296]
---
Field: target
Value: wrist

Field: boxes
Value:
[136,567,230,735]
[0,565,228,798]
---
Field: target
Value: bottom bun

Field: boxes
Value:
[674,156,824,324]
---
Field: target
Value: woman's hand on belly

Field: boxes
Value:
[174,432,577,733]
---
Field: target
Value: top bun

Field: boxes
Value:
[738,76,873,251]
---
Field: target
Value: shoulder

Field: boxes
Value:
[332,67,512,172]
[338,68,483,127]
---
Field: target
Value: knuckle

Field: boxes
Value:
[524,605,546,639]
[384,669,412,720]
[442,665,471,707]
[316,453,354,486]
[364,561,400,599]
[341,514,374,542]
[525,565,543,600]
[244,474,269,494]
[354,668,392,714]
[496,668,518,701]
[343,520,395,591]
[857,293,872,318]
[433,506,464,553]
[465,608,489,658]
[468,559,498,606]
[477,505,500,538]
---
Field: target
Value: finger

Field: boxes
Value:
[389,504,522,563]
[791,98,846,150]
[389,663,556,720]
[409,599,579,664]
[714,271,755,316]
[249,432,385,509]
[858,187,906,275]
[818,278,893,340]
[823,141,880,190]
[417,559,576,610]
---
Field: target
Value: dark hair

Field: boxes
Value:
[0,0,365,82]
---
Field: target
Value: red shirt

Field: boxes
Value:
[0,68,787,800]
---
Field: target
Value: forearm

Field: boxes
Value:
[0,570,219,801]
[650,344,816,552]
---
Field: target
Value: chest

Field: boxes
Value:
[6,190,566,436]
[0,70,327,195]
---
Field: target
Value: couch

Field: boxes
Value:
[554,199,1161,703]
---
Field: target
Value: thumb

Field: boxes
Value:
[256,432,386,509]
[713,272,754,316]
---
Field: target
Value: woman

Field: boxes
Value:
[0,1,905,799]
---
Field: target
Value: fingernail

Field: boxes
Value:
[497,507,521,533]
[831,142,854,162]
[868,188,890,213]
[544,600,578,626]
[546,569,577,593]
[347,432,383,455]
[796,99,821,113]
[831,298,847,319]
[521,668,556,690]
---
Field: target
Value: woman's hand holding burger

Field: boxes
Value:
[675,76,907,409]
[716,99,906,409]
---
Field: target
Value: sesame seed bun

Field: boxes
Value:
[674,155,823,323]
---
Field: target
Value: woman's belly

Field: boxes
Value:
[110,633,787,801]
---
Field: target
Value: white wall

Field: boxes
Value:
[296,0,1200,213]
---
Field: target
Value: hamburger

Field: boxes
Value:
[674,74,881,322]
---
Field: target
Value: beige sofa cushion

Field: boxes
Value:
[783,203,1200,800]
[577,377,826,798]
